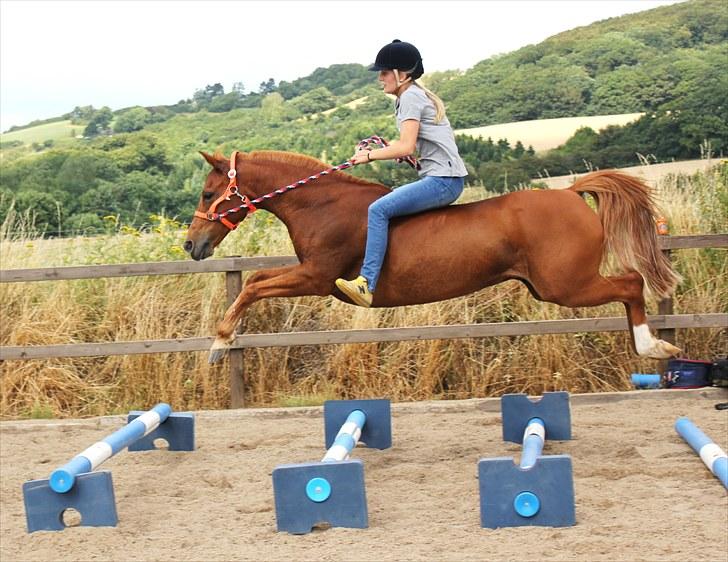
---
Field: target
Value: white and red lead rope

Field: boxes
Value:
[195,136,420,230]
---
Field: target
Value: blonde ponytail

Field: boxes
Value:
[414,81,446,124]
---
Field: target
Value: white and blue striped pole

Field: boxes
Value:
[675,417,728,490]
[305,410,367,503]
[322,410,366,462]
[49,403,172,493]
[514,417,546,518]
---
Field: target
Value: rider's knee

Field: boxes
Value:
[368,200,391,220]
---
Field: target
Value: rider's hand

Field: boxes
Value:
[351,150,373,165]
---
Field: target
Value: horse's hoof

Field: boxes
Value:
[659,340,681,358]
[208,338,232,364]
[208,348,228,364]
[634,325,681,359]
[647,340,681,359]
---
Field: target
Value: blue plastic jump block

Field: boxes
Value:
[272,460,367,534]
[479,455,575,528]
[323,399,391,450]
[272,399,391,534]
[23,471,117,532]
[127,411,196,452]
[501,392,572,443]
[23,411,195,533]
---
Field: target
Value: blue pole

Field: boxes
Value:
[675,417,727,490]
[520,418,545,469]
[49,403,172,493]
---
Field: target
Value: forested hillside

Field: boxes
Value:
[1,0,725,235]
[440,0,727,127]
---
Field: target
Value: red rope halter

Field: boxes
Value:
[194,136,420,230]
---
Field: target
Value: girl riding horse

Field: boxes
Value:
[336,40,468,307]
[184,43,681,364]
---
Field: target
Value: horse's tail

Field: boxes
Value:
[568,169,681,298]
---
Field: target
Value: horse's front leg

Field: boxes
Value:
[209,264,328,363]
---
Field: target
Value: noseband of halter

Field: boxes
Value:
[194,151,257,231]
[194,137,419,231]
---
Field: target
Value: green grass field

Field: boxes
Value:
[1,120,82,145]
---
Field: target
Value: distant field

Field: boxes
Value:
[456,113,644,152]
[534,158,724,189]
[0,120,82,145]
[320,96,370,116]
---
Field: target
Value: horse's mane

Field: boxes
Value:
[247,150,379,187]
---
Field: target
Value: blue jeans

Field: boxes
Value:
[361,175,465,291]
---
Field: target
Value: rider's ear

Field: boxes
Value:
[199,151,228,174]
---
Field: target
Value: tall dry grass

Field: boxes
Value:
[1,166,726,419]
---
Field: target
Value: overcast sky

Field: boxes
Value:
[1,0,684,132]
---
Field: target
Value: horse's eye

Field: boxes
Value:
[203,192,214,201]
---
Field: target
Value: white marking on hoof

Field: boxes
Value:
[633,324,681,359]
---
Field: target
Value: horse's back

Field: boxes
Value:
[391,188,600,249]
[489,188,603,245]
[376,188,604,306]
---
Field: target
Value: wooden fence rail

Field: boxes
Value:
[1,234,726,408]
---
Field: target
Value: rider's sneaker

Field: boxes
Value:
[335,275,373,308]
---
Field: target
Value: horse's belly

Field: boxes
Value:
[373,220,515,306]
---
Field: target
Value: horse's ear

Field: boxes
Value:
[199,151,223,170]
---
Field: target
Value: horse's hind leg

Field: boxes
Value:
[550,271,680,359]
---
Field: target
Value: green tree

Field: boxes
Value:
[193,83,225,108]
[66,105,96,123]
[83,107,113,137]
[576,32,648,77]
[232,81,246,97]
[260,93,291,123]
[278,64,370,99]
[259,78,277,94]
[208,92,241,113]
[56,152,120,202]
[113,106,152,133]
[290,87,336,114]
[96,133,172,174]
[14,191,62,233]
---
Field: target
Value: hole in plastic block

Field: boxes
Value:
[61,508,82,527]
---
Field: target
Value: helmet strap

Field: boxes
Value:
[393,69,412,92]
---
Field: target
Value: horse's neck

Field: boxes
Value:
[247,158,386,247]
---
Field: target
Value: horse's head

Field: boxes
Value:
[184,151,257,261]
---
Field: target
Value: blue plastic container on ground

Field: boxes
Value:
[631,373,662,389]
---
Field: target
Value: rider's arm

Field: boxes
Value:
[369,120,419,161]
[351,120,419,165]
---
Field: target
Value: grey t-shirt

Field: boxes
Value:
[395,85,468,178]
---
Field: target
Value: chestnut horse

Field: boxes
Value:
[185,149,680,363]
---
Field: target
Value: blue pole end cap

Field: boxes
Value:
[514,491,541,518]
[305,477,332,503]
[49,469,75,493]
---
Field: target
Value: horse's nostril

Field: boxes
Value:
[183,240,193,253]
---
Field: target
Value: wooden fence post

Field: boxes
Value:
[657,247,675,374]
[225,271,245,408]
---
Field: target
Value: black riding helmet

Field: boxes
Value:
[369,39,424,79]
